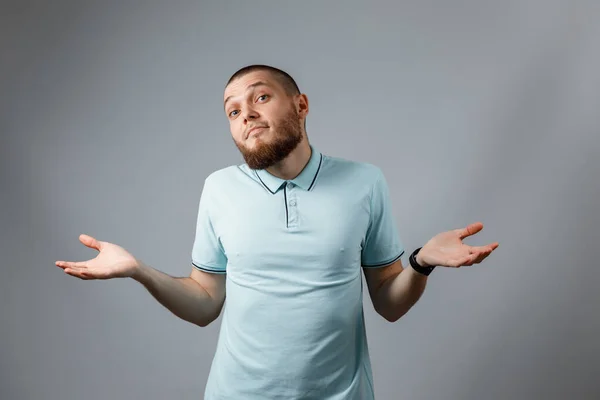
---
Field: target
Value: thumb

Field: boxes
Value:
[79,234,102,251]
[455,222,484,239]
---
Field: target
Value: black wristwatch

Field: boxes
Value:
[409,247,436,276]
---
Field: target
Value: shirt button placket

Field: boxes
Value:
[287,183,298,227]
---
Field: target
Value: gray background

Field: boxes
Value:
[2,1,599,399]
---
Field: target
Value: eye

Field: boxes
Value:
[257,94,269,102]
[228,110,239,117]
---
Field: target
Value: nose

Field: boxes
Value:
[242,106,259,122]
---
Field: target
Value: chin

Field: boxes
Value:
[247,133,270,146]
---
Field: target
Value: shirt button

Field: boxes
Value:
[289,200,297,206]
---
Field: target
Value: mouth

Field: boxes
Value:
[247,126,267,138]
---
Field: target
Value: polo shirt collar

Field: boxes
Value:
[254,146,323,194]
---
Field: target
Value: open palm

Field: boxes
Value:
[418,222,499,268]
[55,234,139,280]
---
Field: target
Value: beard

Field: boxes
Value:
[234,107,304,170]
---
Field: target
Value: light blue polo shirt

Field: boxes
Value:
[191,146,404,400]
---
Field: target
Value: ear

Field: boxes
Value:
[296,93,309,119]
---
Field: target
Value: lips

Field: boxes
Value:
[247,126,267,138]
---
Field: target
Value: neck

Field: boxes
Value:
[266,137,312,180]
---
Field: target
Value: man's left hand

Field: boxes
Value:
[416,222,499,268]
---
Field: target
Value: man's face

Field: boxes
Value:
[223,71,305,170]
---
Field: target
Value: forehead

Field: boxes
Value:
[223,71,281,101]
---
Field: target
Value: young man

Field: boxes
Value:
[56,65,498,399]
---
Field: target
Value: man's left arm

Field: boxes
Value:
[363,258,427,322]
[363,222,499,322]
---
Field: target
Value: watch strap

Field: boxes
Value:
[409,247,436,276]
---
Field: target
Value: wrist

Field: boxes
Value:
[130,260,147,282]
[409,247,436,276]
[415,252,430,267]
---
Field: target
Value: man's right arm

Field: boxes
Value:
[132,262,226,327]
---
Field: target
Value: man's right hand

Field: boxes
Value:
[55,234,140,280]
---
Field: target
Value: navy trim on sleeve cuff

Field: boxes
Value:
[361,250,405,268]
[192,261,227,274]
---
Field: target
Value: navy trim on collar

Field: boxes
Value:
[253,146,323,194]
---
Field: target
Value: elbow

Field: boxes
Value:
[195,319,210,328]
[384,314,400,323]
[193,297,225,328]
[376,307,401,323]
[194,307,223,327]
[381,311,402,323]
[376,305,411,323]
[194,313,219,327]
[195,317,216,327]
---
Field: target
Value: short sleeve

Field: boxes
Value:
[361,168,404,267]
[191,178,227,274]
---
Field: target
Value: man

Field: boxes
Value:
[56,64,499,399]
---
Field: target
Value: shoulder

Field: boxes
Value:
[197,165,240,196]
[203,164,248,185]
[322,154,384,183]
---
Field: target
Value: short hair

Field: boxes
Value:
[225,64,301,96]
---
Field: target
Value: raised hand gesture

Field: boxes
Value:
[55,234,140,280]
[416,222,499,268]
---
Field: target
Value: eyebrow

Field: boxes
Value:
[224,81,270,110]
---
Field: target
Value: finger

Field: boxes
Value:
[471,249,493,264]
[455,222,484,240]
[449,248,492,267]
[462,255,477,266]
[469,244,495,253]
[79,234,102,251]
[447,256,470,268]
[83,267,108,280]
[55,260,88,270]
[63,268,93,280]
[455,252,481,267]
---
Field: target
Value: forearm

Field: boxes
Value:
[131,262,221,327]
[374,266,429,322]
